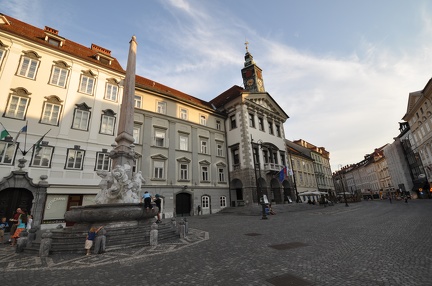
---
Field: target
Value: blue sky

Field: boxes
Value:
[2,0,432,171]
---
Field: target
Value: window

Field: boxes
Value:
[268,121,274,134]
[230,115,237,129]
[201,166,209,181]
[17,51,40,79]
[200,115,207,126]
[216,120,221,130]
[49,62,69,88]
[258,117,264,131]
[217,143,223,157]
[31,145,53,167]
[200,139,208,154]
[78,71,96,95]
[41,96,62,125]
[154,129,166,147]
[275,124,281,137]
[231,146,240,166]
[95,151,111,171]
[100,109,116,135]
[179,135,188,151]
[180,108,188,120]
[0,141,16,165]
[134,95,142,108]
[133,126,141,144]
[218,167,225,182]
[5,90,30,120]
[154,161,164,179]
[157,101,166,114]
[249,113,255,128]
[180,164,189,180]
[201,196,210,209]
[104,82,118,101]
[66,148,85,170]
[220,196,227,207]
[0,48,5,69]
[72,103,91,131]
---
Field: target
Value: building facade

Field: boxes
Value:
[210,48,290,206]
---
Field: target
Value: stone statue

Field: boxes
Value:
[94,164,142,204]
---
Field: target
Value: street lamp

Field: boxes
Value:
[251,137,268,220]
[338,165,349,207]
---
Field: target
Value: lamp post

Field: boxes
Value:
[338,165,349,207]
[251,136,267,219]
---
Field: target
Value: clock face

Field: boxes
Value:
[247,78,254,86]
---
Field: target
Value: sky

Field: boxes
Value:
[2,0,432,171]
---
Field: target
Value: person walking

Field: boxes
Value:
[154,194,162,223]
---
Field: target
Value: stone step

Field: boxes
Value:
[23,220,181,255]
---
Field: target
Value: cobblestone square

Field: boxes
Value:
[2,200,432,286]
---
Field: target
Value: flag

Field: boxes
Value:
[278,166,287,182]
[13,124,27,144]
[34,135,46,152]
[0,124,9,140]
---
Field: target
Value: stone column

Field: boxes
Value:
[39,231,52,257]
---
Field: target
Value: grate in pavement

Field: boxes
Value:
[267,273,312,286]
[268,242,308,250]
[244,232,262,236]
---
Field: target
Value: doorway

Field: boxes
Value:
[176,192,191,217]
[0,188,34,222]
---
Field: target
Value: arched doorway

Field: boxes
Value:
[0,171,47,228]
[176,192,191,217]
[270,178,283,204]
[230,178,244,206]
[0,188,33,221]
[282,180,292,202]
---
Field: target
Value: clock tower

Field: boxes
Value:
[241,41,265,92]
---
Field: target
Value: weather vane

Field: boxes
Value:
[244,40,249,52]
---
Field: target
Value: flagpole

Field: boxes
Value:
[25,129,51,155]
[24,120,28,154]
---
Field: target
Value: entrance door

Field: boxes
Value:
[0,188,33,221]
[176,193,191,217]
[66,195,83,226]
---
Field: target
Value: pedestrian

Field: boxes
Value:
[389,196,392,204]
[84,226,104,256]
[154,194,162,223]
[26,215,33,231]
[9,208,23,243]
[11,212,27,246]
[142,191,152,211]
[405,196,408,203]
[0,217,8,244]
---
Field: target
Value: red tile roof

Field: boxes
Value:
[0,13,125,73]
[210,85,245,108]
[135,75,215,110]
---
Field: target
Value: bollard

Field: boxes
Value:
[171,217,177,230]
[16,230,28,253]
[183,218,188,236]
[150,222,158,246]
[178,220,186,239]
[39,231,53,257]
[27,227,38,248]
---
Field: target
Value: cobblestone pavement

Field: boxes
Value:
[2,200,432,286]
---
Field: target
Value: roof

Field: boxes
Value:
[0,13,124,73]
[135,75,216,111]
[210,85,245,109]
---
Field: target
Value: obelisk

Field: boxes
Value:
[110,36,140,179]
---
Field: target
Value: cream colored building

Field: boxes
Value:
[0,13,230,229]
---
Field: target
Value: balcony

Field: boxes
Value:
[263,163,284,173]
